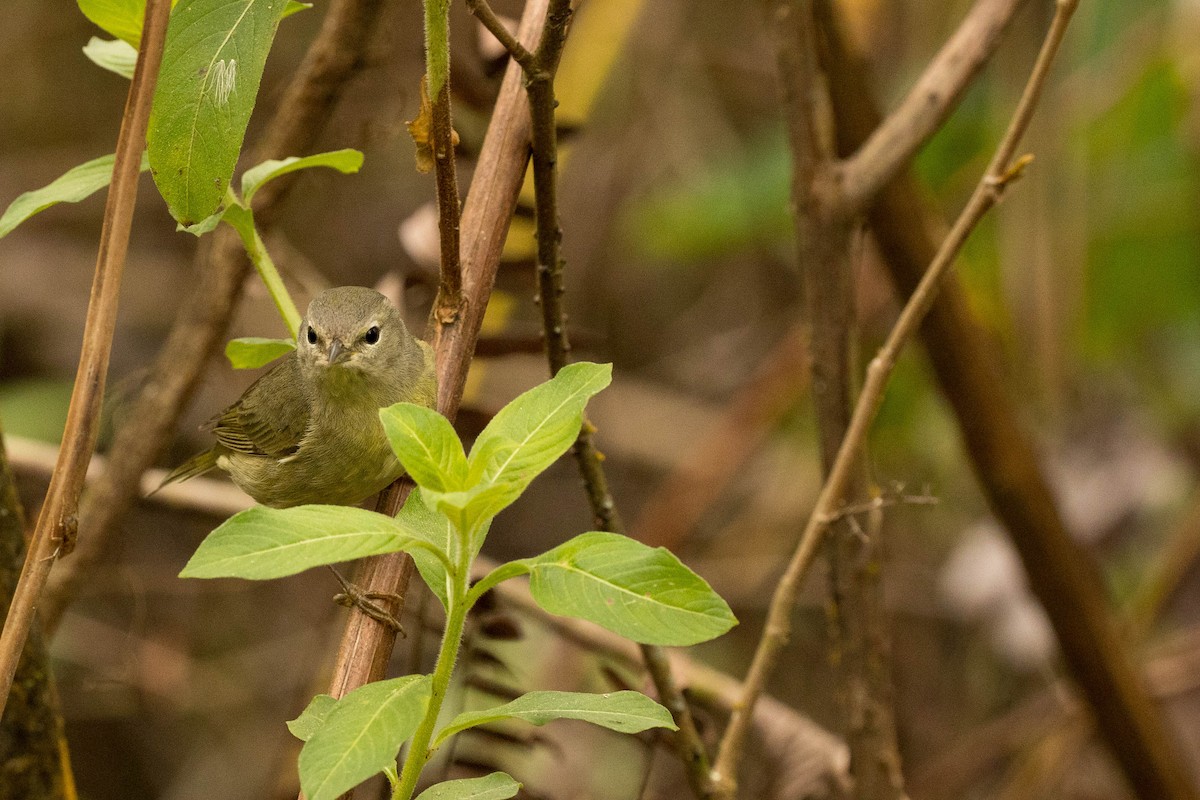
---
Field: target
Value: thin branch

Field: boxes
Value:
[836,0,1030,214]
[0,0,171,721]
[709,4,1079,796]
[40,0,392,634]
[464,0,534,69]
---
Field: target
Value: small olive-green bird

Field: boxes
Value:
[163,286,437,507]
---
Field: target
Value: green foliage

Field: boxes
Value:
[521,532,737,646]
[432,690,678,748]
[225,337,295,369]
[298,676,432,800]
[413,774,520,800]
[182,363,731,799]
[0,153,150,240]
[241,149,364,202]
[83,37,138,79]
[180,505,448,580]
[147,0,288,224]
[78,0,148,46]
[288,694,337,742]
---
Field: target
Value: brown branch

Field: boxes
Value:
[0,424,75,799]
[836,0,1031,213]
[40,0,392,634]
[464,0,534,69]
[773,2,905,796]
[431,78,464,324]
[0,0,171,721]
[319,0,549,708]
[710,4,1079,796]
[816,2,1200,799]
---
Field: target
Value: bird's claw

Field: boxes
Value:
[328,567,406,636]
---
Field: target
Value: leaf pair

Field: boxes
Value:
[381,362,613,537]
[289,680,672,800]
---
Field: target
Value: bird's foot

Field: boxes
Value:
[328,566,406,635]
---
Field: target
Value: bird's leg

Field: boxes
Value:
[327,566,406,635]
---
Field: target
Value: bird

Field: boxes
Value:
[162,286,437,507]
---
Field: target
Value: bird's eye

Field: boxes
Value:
[363,326,381,345]
[306,326,318,345]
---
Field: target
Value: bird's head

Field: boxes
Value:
[297,287,414,385]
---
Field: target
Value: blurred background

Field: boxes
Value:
[2,0,1200,797]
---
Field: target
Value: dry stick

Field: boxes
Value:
[816,1,1200,798]
[430,82,464,324]
[0,0,171,721]
[772,1,904,796]
[319,0,549,708]
[709,3,1079,796]
[468,0,714,793]
[40,0,391,635]
[835,0,1031,215]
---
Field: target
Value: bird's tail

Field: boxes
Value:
[154,450,219,494]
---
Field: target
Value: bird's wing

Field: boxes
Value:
[212,357,311,458]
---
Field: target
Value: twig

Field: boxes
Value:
[464,0,534,69]
[426,0,464,325]
[464,0,712,792]
[836,0,1031,213]
[40,0,391,634]
[0,0,171,721]
[817,2,1200,798]
[709,4,1079,796]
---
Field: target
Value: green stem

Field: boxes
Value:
[392,565,469,800]
[424,0,451,97]
[223,191,302,338]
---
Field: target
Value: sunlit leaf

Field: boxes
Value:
[414,773,520,800]
[525,532,736,646]
[299,676,432,800]
[0,152,150,239]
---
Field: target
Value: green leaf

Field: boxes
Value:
[299,676,432,800]
[379,404,468,493]
[525,532,736,646]
[241,149,364,203]
[180,504,442,580]
[281,0,310,17]
[419,482,518,546]
[78,0,146,45]
[179,209,224,236]
[83,36,138,79]
[469,362,611,494]
[394,491,454,609]
[288,694,337,742]
[414,773,521,800]
[0,152,150,240]
[147,0,287,225]
[433,691,676,748]
[225,336,295,369]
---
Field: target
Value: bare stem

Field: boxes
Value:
[0,0,172,721]
[709,3,1079,796]
[836,0,1031,213]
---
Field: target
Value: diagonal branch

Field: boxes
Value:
[836,0,1030,214]
[709,3,1079,796]
[0,0,172,721]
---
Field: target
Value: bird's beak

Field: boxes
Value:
[327,340,345,364]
